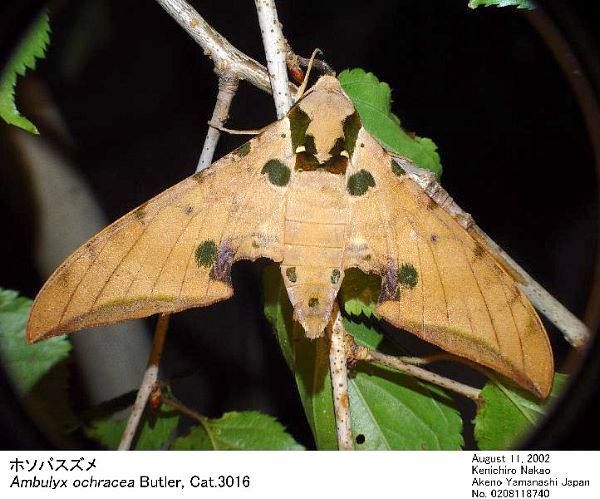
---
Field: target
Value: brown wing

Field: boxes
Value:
[343,128,553,397]
[27,119,294,343]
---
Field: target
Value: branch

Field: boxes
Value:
[158,389,218,449]
[328,305,354,450]
[197,74,239,171]
[347,335,482,402]
[118,313,170,450]
[156,0,282,94]
[395,156,590,348]
[254,0,293,117]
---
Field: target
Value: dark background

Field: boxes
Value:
[1,0,599,450]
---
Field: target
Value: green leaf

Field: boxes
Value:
[468,0,535,9]
[339,268,380,319]
[0,288,70,394]
[262,264,463,449]
[171,411,304,450]
[473,373,567,450]
[338,68,442,177]
[0,12,51,134]
[85,403,179,450]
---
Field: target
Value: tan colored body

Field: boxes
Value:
[27,76,554,398]
[281,171,347,337]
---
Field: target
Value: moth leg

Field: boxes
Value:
[207,122,264,135]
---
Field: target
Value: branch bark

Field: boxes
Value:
[155,0,273,93]
[254,0,293,117]
[197,74,239,171]
[118,313,170,450]
[328,306,354,450]
[347,336,482,402]
[395,156,590,348]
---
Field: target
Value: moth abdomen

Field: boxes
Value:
[281,172,347,338]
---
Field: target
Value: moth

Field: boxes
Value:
[27,75,553,397]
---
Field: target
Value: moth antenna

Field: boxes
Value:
[207,121,263,135]
[295,48,323,102]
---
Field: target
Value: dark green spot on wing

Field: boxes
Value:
[262,159,291,186]
[343,111,361,156]
[288,105,311,150]
[397,263,418,289]
[347,169,375,196]
[233,142,251,158]
[195,240,217,268]
[286,267,297,283]
[308,297,319,308]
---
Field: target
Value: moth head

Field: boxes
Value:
[289,83,362,173]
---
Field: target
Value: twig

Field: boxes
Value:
[254,0,293,117]
[348,335,482,402]
[394,156,590,348]
[283,38,335,81]
[523,8,600,336]
[118,313,170,450]
[158,391,218,449]
[328,304,354,450]
[155,0,292,95]
[197,74,239,171]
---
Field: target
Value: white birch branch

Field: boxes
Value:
[254,0,293,117]
[118,313,170,450]
[197,74,239,171]
[395,156,590,348]
[328,307,354,450]
[155,0,272,93]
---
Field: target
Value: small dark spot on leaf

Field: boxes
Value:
[308,297,319,308]
[398,263,418,289]
[184,205,193,216]
[431,234,438,243]
[286,267,297,283]
[356,434,366,444]
[195,240,217,268]
[347,169,375,196]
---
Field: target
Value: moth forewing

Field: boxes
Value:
[344,124,553,398]
[26,75,554,398]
